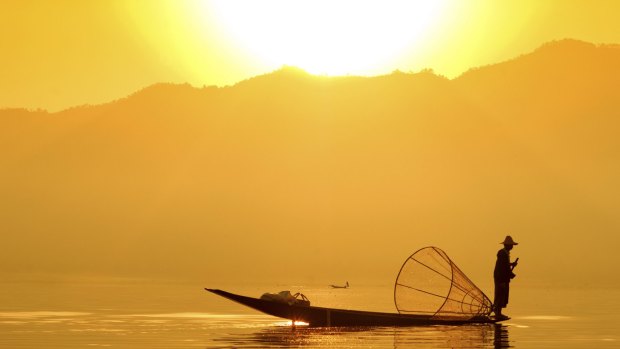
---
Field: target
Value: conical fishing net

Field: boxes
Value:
[394,247,492,320]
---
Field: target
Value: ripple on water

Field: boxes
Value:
[0,311,91,319]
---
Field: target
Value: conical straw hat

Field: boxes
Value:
[500,235,518,245]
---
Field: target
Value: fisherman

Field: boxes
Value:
[493,235,518,319]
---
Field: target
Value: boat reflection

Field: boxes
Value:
[393,324,511,348]
[212,323,511,348]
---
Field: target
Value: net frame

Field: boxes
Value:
[393,246,493,320]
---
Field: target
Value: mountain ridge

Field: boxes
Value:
[3,39,617,115]
[1,38,619,286]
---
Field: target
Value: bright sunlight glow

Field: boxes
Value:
[202,0,449,75]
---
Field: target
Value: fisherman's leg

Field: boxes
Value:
[505,284,510,307]
[493,282,502,315]
[494,302,504,315]
[493,282,509,317]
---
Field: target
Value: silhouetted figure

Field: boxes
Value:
[493,236,518,319]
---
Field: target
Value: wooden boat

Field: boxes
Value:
[329,281,349,289]
[205,288,500,326]
[206,247,503,326]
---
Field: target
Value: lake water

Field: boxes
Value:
[0,278,618,348]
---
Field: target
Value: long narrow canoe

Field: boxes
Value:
[205,289,501,327]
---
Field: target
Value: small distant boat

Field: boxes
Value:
[206,247,503,327]
[329,281,349,289]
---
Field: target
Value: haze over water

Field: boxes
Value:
[2,37,620,349]
[2,2,620,348]
[1,278,618,348]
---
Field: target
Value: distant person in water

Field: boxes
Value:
[494,235,519,319]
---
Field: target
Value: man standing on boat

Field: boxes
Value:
[493,235,518,319]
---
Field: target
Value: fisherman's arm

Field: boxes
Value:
[509,257,518,279]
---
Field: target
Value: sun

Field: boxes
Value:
[201,0,449,76]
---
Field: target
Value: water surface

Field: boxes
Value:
[0,279,617,348]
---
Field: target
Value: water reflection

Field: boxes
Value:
[493,324,510,348]
[394,324,510,349]
[213,323,511,348]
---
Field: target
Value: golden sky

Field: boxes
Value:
[2,1,620,289]
[1,0,619,111]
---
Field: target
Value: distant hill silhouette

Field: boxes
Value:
[1,39,619,286]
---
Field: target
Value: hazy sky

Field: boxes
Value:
[2,40,619,287]
[1,0,619,111]
[1,1,620,290]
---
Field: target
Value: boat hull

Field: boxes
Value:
[205,289,499,327]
